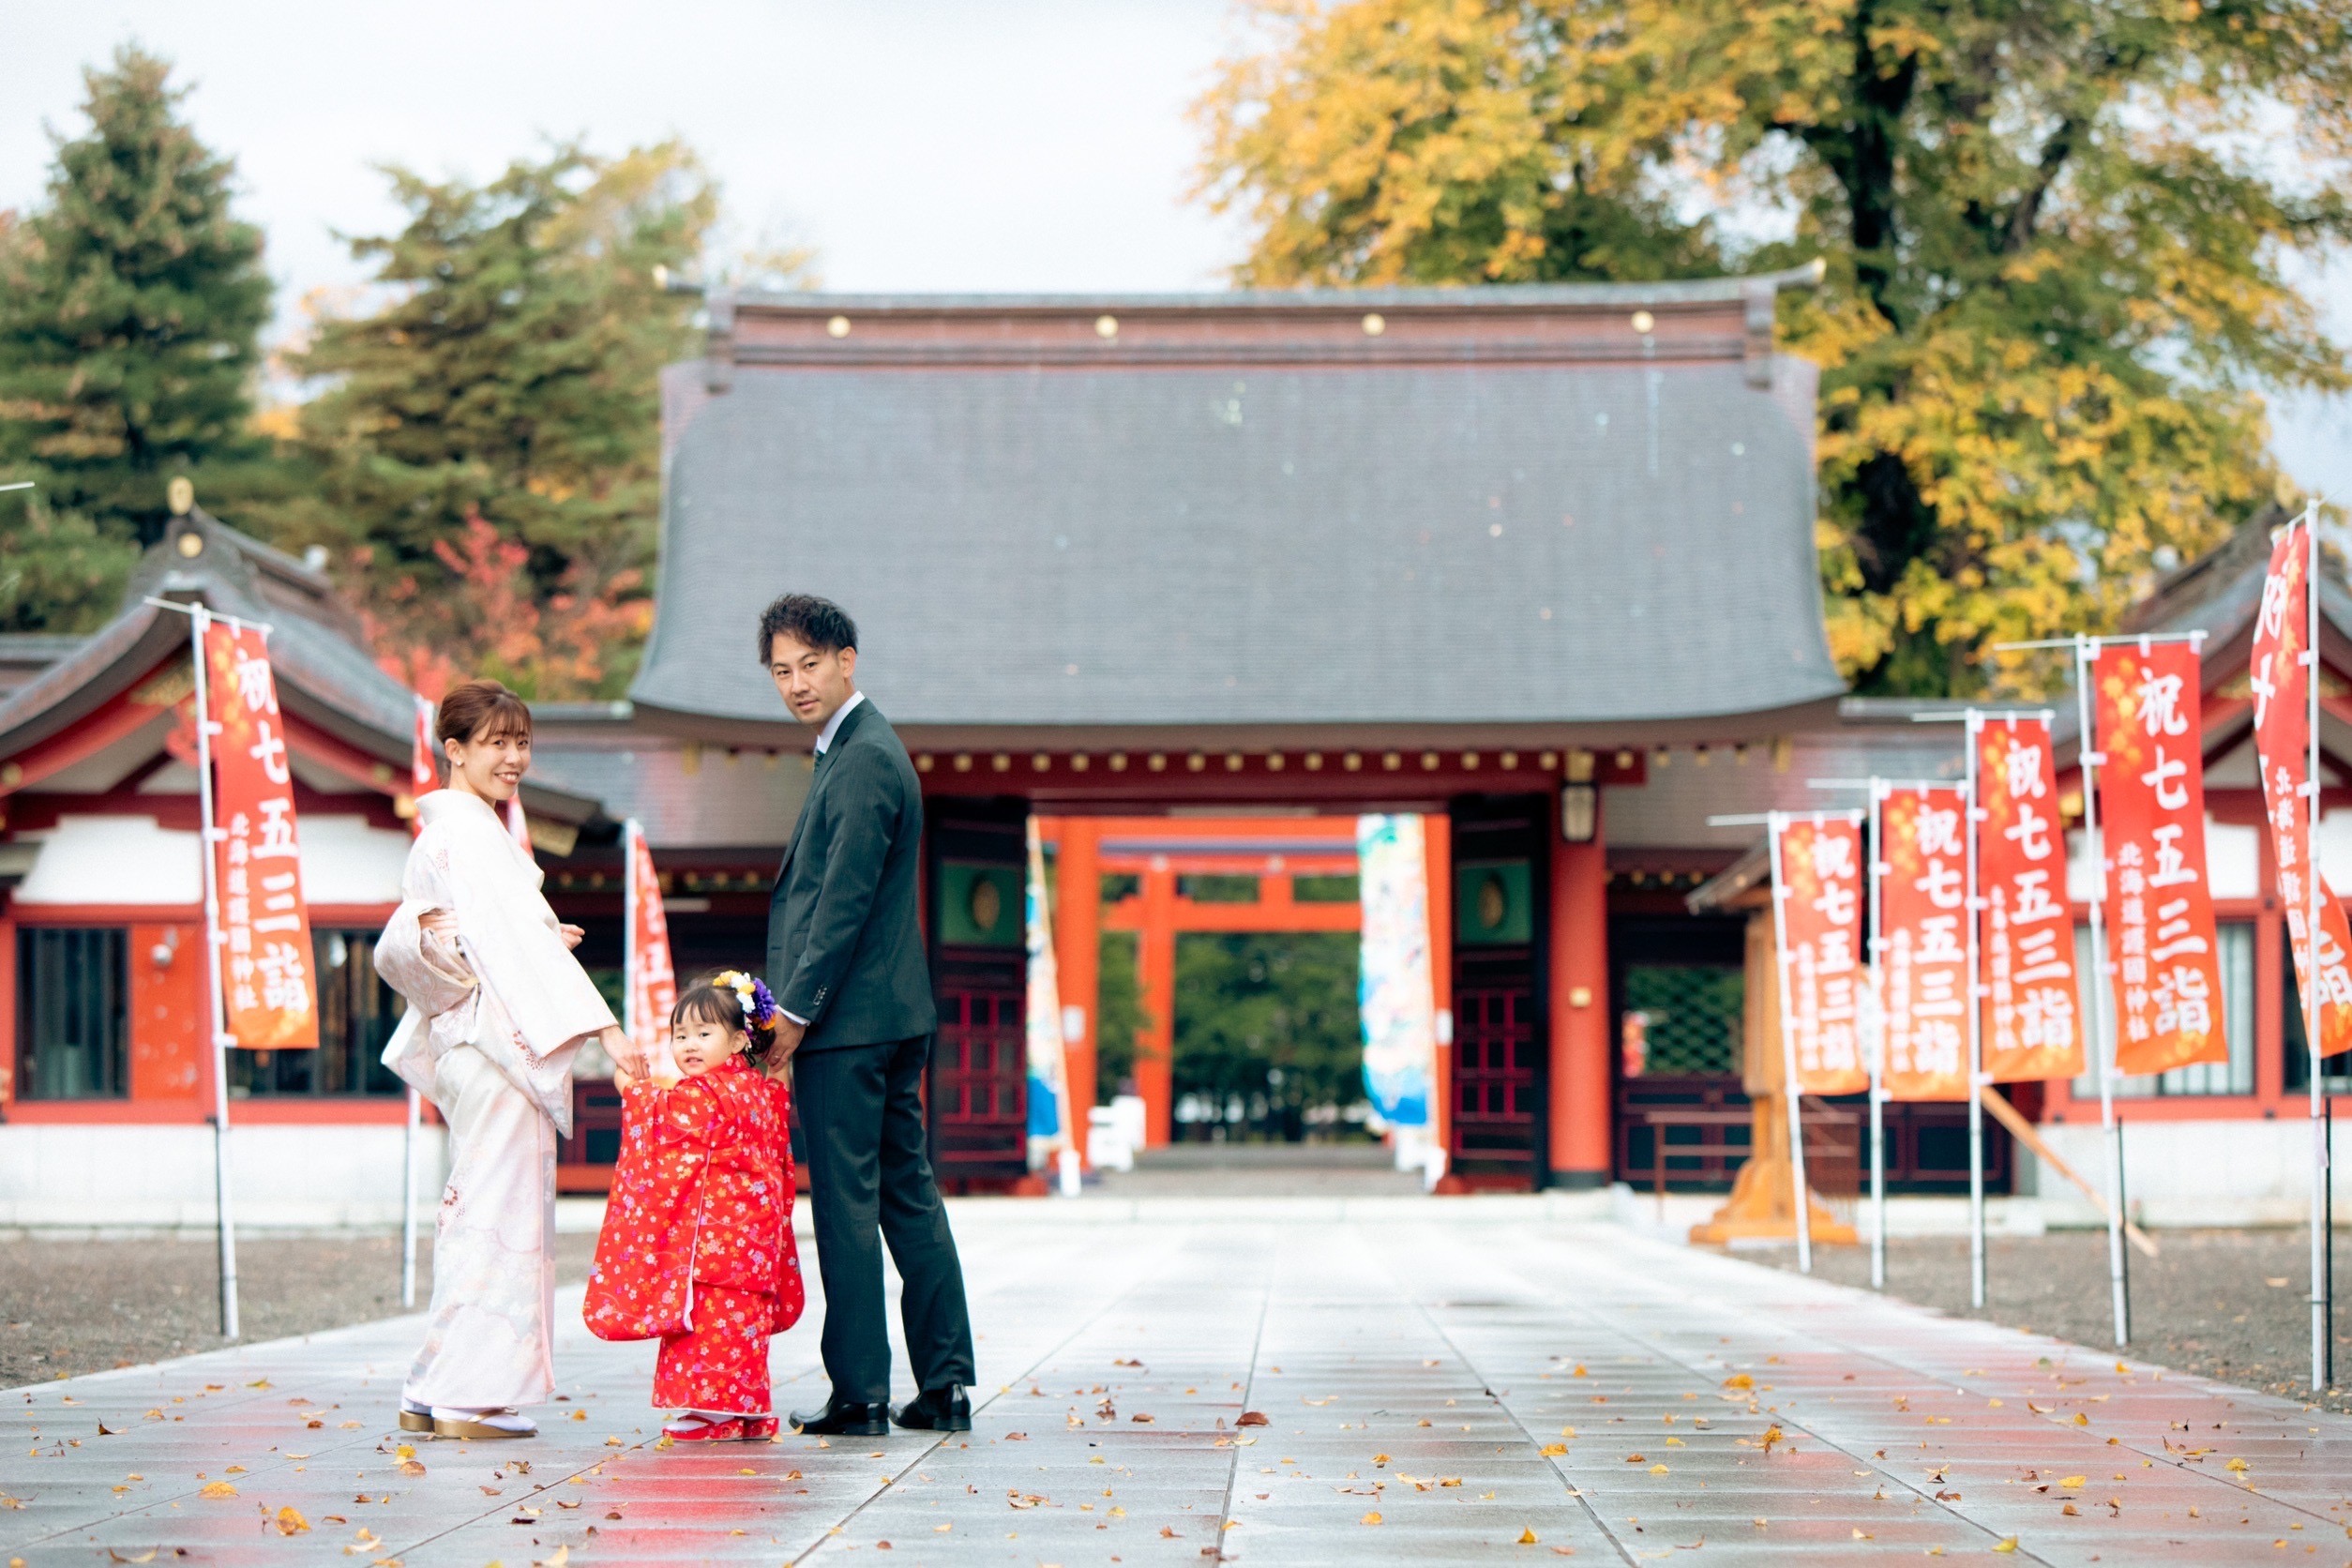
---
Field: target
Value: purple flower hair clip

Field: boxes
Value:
[747,976,778,1028]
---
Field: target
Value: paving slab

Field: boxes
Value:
[4,1205,2348,1565]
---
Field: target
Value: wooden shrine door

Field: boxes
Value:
[1447,797,1549,1186]
[926,799,1031,1188]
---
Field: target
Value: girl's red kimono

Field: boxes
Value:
[583,1056,805,1414]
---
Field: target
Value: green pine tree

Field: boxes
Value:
[0,45,271,631]
[274,142,721,699]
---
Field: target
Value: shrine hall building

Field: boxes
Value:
[0,271,2340,1228]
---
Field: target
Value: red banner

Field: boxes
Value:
[1975,717,2083,1080]
[624,820,679,1074]
[1876,787,1970,1100]
[2253,523,2352,1059]
[409,695,435,837]
[2093,642,2228,1076]
[204,620,319,1049]
[1772,815,1870,1095]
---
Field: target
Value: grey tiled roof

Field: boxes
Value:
[633,353,1844,731]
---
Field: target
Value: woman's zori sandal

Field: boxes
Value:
[663,1412,778,1442]
[418,1406,537,1440]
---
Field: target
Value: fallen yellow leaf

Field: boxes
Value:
[275,1506,309,1536]
[1517,1527,1539,1544]
[1540,1443,1568,1456]
[198,1481,237,1500]
[1649,1464,1669,1476]
[2226,1457,2249,1472]
[1723,1374,1754,1390]
[1994,1537,2018,1553]
[1362,1511,1382,1526]
[2059,1475,2086,1488]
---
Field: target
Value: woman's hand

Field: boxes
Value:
[600,1023,645,1080]
[558,923,585,950]
[420,908,458,938]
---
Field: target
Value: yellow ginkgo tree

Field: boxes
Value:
[1196,0,2352,695]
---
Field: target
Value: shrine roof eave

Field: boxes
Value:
[620,694,1849,754]
[0,531,607,829]
[1687,839,1771,913]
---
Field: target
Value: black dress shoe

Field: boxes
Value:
[789,1397,890,1436]
[893,1386,972,1432]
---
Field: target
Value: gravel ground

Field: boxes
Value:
[1745,1227,2352,1415]
[0,1232,596,1389]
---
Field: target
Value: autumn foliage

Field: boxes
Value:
[1196,0,2352,696]
[361,512,651,702]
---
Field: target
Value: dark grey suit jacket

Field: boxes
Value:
[765,699,938,1052]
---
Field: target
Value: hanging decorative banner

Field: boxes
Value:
[1023,819,1072,1155]
[2093,642,2229,1075]
[408,695,435,835]
[622,819,680,1081]
[1772,814,1870,1094]
[2253,521,2352,1059]
[1974,717,2084,1079]
[1357,814,1437,1127]
[1876,787,1971,1100]
[203,620,319,1049]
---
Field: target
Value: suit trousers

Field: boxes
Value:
[791,1033,975,1403]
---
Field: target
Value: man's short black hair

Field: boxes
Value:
[758,594,858,663]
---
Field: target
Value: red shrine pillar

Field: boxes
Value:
[1548,789,1611,1185]
[1052,818,1102,1164]
[1136,861,1178,1146]
[1423,814,1454,1161]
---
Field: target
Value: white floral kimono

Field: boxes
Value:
[377,789,617,1411]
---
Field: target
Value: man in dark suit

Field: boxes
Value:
[759,594,974,1437]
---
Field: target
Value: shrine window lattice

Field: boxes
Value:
[1620,963,1743,1079]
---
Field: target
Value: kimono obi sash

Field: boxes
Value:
[584,1057,805,1341]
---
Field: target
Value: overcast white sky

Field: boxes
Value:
[2,0,2344,500]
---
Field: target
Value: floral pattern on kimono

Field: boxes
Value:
[584,1055,805,1343]
[654,1283,776,1415]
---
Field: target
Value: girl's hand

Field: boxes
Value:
[558,923,585,949]
[612,1063,638,1091]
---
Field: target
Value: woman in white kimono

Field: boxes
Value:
[376,680,642,1440]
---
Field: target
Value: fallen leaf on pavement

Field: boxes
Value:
[198,1481,237,1499]
[1517,1527,1539,1544]
[276,1506,309,1535]
[1236,1411,1269,1426]
[1361,1512,1382,1526]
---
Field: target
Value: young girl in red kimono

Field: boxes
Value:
[584,971,805,1440]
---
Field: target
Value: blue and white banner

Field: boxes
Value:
[1024,818,1072,1154]
[1357,814,1437,1128]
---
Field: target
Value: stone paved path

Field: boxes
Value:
[5,1203,2349,1565]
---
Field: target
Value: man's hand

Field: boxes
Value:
[768,1016,807,1076]
[600,1024,645,1080]
[558,923,586,950]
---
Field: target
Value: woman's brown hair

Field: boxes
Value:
[435,679,533,750]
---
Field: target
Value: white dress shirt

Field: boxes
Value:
[813,689,866,756]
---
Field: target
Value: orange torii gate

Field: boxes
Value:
[1042,815,1453,1153]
